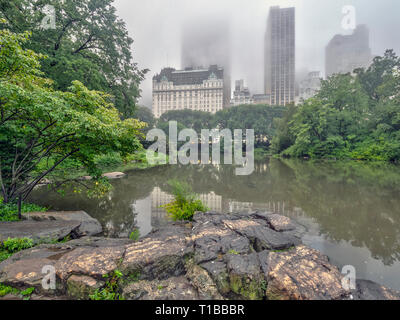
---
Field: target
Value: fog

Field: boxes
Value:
[114,0,400,107]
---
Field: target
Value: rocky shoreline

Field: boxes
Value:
[0,211,399,300]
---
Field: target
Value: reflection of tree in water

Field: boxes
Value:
[31,160,400,265]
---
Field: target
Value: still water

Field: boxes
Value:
[30,159,400,291]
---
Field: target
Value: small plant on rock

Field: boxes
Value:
[161,180,208,221]
[89,270,125,300]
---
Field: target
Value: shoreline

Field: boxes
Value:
[1,210,399,300]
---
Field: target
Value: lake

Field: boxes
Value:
[30,159,400,291]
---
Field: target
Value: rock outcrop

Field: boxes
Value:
[23,211,102,237]
[1,211,399,301]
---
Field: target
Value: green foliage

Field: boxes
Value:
[129,229,140,242]
[0,27,146,204]
[89,270,125,300]
[0,237,34,263]
[157,105,286,149]
[0,283,19,297]
[0,0,147,118]
[274,50,400,162]
[0,200,47,222]
[161,180,208,221]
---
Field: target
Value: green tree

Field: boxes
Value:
[0,0,147,118]
[274,50,400,162]
[0,27,145,213]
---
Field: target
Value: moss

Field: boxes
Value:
[229,274,264,301]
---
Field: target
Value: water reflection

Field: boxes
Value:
[30,159,400,290]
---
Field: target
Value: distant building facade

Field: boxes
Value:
[231,80,252,106]
[264,6,296,106]
[152,65,225,118]
[325,25,373,77]
[252,94,271,105]
[299,71,322,101]
[181,17,231,108]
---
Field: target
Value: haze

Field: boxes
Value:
[114,0,400,107]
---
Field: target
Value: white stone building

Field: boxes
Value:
[152,65,225,118]
[298,71,322,101]
[231,80,253,106]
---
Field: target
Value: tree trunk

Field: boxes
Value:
[18,196,22,220]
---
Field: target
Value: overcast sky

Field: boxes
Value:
[114,0,400,107]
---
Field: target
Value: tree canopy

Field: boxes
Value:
[0,26,145,205]
[272,50,400,162]
[0,0,147,118]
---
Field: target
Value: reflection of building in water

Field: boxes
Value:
[150,187,223,228]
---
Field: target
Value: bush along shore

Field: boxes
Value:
[0,210,399,301]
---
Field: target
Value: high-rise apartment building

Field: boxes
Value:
[325,25,373,77]
[152,65,225,118]
[264,6,296,106]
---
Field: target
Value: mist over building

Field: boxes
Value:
[264,6,296,106]
[181,17,231,108]
[325,25,373,77]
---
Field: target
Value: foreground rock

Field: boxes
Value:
[265,245,347,300]
[0,220,81,244]
[1,211,399,301]
[23,211,102,237]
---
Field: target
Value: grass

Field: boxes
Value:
[161,180,208,221]
[0,283,35,300]
[129,229,140,242]
[0,237,35,263]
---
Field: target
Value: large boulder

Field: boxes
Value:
[226,253,264,300]
[23,211,102,237]
[223,218,300,251]
[0,220,81,244]
[122,276,199,300]
[350,280,400,300]
[55,246,126,281]
[120,224,193,280]
[0,244,71,292]
[264,245,349,300]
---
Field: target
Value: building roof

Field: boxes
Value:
[153,65,224,85]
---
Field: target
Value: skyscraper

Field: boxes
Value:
[181,17,231,108]
[264,6,296,106]
[325,25,373,77]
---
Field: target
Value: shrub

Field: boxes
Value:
[0,199,47,222]
[161,180,208,221]
[0,237,35,263]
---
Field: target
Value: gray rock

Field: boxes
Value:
[0,220,81,244]
[122,276,199,300]
[200,260,230,295]
[350,280,400,300]
[23,211,102,237]
[223,218,300,251]
[185,259,224,300]
[55,246,126,281]
[226,253,265,300]
[121,224,193,280]
[66,275,104,300]
[102,172,126,179]
[265,245,349,300]
[0,245,72,291]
